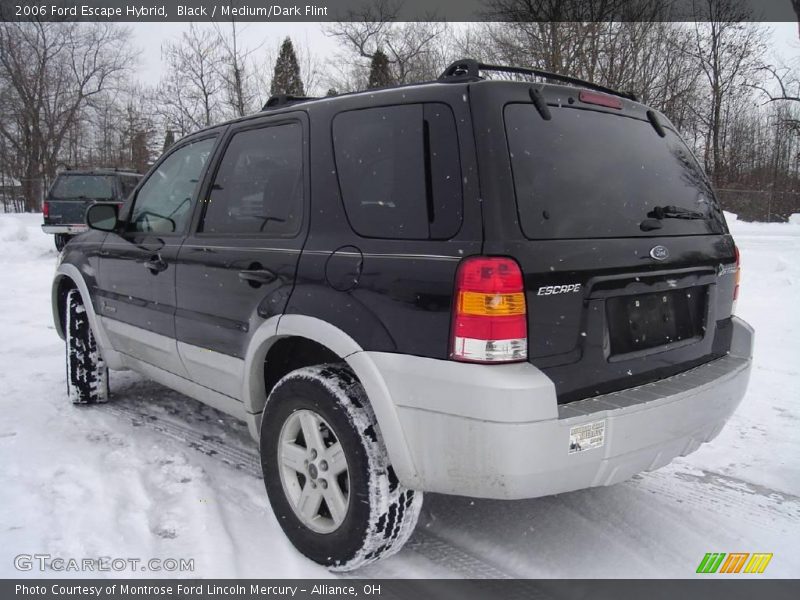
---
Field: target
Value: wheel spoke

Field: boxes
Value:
[297,483,323,521]
[322,482,348,525]
[325,442,348,475]
[299,411,325,452]
[280,441,307,473]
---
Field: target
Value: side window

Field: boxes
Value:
[332,103,462,240]
[129,137,215,233]
[200,123,303,236]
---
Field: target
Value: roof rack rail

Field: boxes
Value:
[438,58,638,102]
[262,94,319,111]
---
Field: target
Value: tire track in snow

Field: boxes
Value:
[103,399,522,580]
[628,468,800,533]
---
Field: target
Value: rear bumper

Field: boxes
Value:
[368,317,753,499]
[42,224,87,235]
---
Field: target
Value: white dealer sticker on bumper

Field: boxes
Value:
[569,420,606,454]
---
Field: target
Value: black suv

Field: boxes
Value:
[42,168,142,250]
[51,60,753,571]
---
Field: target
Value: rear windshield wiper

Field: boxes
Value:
[648,205,706,220]
[640,205,706,231]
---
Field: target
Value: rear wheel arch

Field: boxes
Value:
[242,315,420,487]
[261,337,341,413]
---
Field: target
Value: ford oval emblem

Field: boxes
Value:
[650,245,669,261]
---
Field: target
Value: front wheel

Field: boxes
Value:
[260,364,422,571]
[65,288,109,404]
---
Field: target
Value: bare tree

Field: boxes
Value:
[691,0,766,184]
[0,21,135,210]
[213,20,262,118]
[158,24,224,134]
[325,0,446,88]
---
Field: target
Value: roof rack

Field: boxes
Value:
[262,94,319,111]
[438,58,638,102]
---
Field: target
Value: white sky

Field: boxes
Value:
[131,21,799,88]
[132,22,339,87]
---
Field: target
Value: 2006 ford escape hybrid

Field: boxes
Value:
[52,59,753,570]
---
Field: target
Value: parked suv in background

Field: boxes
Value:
[51,60,753,571]
[42,168,141,250]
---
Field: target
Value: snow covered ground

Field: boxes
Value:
[0,212,798,579]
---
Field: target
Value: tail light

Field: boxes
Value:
[42,201,49,218]
[451,256,527,363]
[732,245,741,313]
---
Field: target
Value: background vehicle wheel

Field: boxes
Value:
[65,288,109,404]
[260,363,422,571]
[54,234,71,251]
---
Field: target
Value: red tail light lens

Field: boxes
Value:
[451,256,528,363]
[42,201,49,218]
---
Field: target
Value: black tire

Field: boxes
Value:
[54,234,71,251]
[65,288,109,404]
[260,363,422,571]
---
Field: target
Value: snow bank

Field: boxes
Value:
[0,212,56,262]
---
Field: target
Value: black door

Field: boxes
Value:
[175,116,307,395]
[96,135,219,375]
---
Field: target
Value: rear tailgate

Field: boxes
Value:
[44,173,117,226]
[473,81,738,403]
[44,199,94,226]
[509,235,736,402]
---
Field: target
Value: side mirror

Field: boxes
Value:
[86,203,119,232]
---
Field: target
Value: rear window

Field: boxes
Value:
[50,175,115,200]
[504,105,726,239]
[333,103,462,240]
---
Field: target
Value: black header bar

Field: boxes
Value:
[1,0,798,22]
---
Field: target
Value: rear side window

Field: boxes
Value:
[333,103,462,240]
[201,123,303,236]
[50,175,114,200]
[504,104,726,239]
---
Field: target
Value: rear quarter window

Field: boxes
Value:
[332,103,462,240]
[504,104,726,239]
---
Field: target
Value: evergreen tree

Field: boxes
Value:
[326,88,338,97]
[270,38,305,97]
[162,130,175,154]
[367,50,393,89]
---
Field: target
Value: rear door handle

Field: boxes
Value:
[142,255,168,274]
[238,268,277,285]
